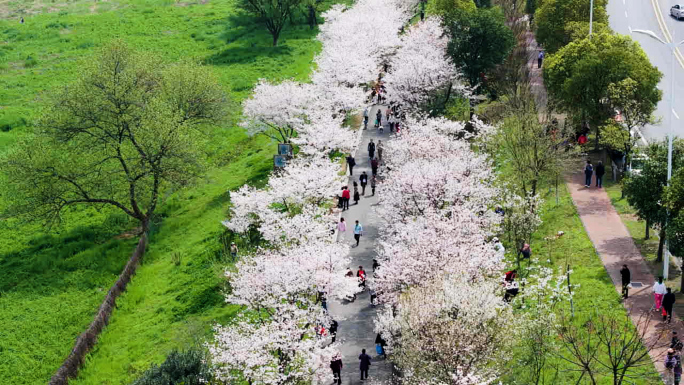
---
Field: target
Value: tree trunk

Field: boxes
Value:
[657,228,666,262]
[272,31,280,46]
[645,219,650,240]
[443,82,453,111]
[680,264,684,293]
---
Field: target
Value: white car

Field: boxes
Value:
[672,4,684,20]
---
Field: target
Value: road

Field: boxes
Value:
[607,0,684,142]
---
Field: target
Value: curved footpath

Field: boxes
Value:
[328,104,393,384]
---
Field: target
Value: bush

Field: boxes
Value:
[132,349,214,385]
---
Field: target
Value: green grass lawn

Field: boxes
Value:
[501,182,661,384]
[0,0,334,383]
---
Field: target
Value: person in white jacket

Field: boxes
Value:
[654,277,668,311]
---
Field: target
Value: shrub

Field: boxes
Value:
[132,349,214,385]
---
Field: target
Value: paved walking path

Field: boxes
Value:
[328,104,393,385]
[566,171,679,374]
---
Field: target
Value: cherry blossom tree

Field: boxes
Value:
[210,304,336,385]
[227,241,360,309]
[375,273,513,384]
[383,17,465,114]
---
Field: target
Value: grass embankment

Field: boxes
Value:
[0,0,327,383]
[502,182,661,384]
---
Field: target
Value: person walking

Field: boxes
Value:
[673,331,684,352]
[371,176,377,196]
[363,107,369,129]
[620,264,631,299]
[353,182,360,205]
[537,50,544,68]
[369,287,377,306]
[584,160,593,188]
[665,348,682,385]
[371,157,379,176]
[359,349,372,381]
[330,353,343,385]
[357,265,367,289]
[360,172,368,195]
[342,186,351,211]
[375,333,387,357]
[338,217,347,233]
[230,242,239,261]
[375,109,382,129]
[354,220,363,247]
[377,140,384,161]
[368,139,376,159]
[595,160,605,188]
[346,154,356,176]
[330,319,339,343]
[663,287,676,323]
[654,277,667,310]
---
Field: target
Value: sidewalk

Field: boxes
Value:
[567,165,679,375]
[327,104,393,385]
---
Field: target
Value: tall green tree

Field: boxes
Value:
[239,0,302,46]
[543,33,661,148]
[534,0,608,53]
[600,78,659,172]
[624,140,684,262]
[0,42,226,232]
[446,6,515,87]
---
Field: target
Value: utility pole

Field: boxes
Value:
[589,0,594,36]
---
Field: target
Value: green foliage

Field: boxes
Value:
[2,41,227,230]
[534,0,608,53]
[426,0,476,18]
[0,0,328,383]
[564,20,610,42]
[445,6,515,87]
[132,349,214,385]
[238,0,304,45]
[599,120,634,156]
[543,33,662,141]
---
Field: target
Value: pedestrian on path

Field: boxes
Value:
[368,139,376,159]
[354,220,363,247]
[389,115,396,132]
[663,288,676,323]
[338,217,347,233]
[331,353,343,385]
[584,160,593,188]
[370,286,377,306]
[377,140,384,161]
[330,319,338,343]
[364,107,369,129]
[520,243,531,260]
[375,109,382,129]
[357,265,367,289]
[371,157,379,176]
[537,50,544,69]
[596,160,605,188]
[353,182,360,205]
[346,154,356,176]
[230,242,239,261]
[371,176,377,196]
[375,333,387,357]
[673,331,684,352]
[665,348,682,385]
[654,277,667,311]
[359,349,372,381]
[360,172,368,195]
[620,264,631,299]
[342,186,351,211]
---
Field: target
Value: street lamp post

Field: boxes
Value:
[631,29,684,279]
[589,0,594,36]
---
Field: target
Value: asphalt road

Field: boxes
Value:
[607,0,684,142]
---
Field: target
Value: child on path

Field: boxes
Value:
[371,176,377,196]
[654,277,667,311]
[353,182,360,205]
[338,217,347,233]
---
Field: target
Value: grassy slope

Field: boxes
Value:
[503,183,660,384]
[0,0,325,383]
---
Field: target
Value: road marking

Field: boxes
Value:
[649,0,684,69]
[629,25,633,33]
[674,109,681,120]
[625,10,629,17]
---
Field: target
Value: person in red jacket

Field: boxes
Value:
[341,186,351,211]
